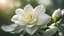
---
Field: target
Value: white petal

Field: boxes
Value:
[10,25,24,33]
[15,16,29,26]
[24,26,38,35]
[48,23,58,29]
[18,15,29,23]
[34,5,46,15]
[15,21,26,26]
[11,15,28,25]
[43,27,58,36]
[15,8,25,16]
[11,15,19,22]
[26,24,34,28]
[50,23,55,26]
[1,24,17,32]
[36,14,51,25]
[24,4,33,13]
[43,25,59,36]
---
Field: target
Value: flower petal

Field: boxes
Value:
[15,8,25,16]
[10,25,24,34]
[1,24,17,32]
[34,5,46,15]
[48,23,58,29]
[43,27,58,36]
[43,24,58,36]
[36,14,51,25]
[26,24,34,28]
[15,16,29,26]
[24,26,38,35]
[11,15,28,24]
[11,15,19,22]
[24,4,33,13]
[15,21,27,26]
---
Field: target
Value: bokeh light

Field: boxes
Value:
[0,0,7,4]
[14,1,21,7]
[8,2,14,8]
[26,0,31,2]
[37,0,52,6]
[0,0,7,8]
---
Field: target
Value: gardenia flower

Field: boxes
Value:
[1,4,51,35]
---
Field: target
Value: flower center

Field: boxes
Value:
[25,13,33,24]
[27,13,32,21]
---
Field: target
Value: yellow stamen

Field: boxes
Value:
[25,13,33,24]
[27,13,32,21]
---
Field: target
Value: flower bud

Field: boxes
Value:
[52,8,61,22]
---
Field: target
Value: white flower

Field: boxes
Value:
[43,23,59,36]
[52,9,61,20]
[1,4,51,35]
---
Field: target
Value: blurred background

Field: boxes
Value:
[0,0,64,36]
